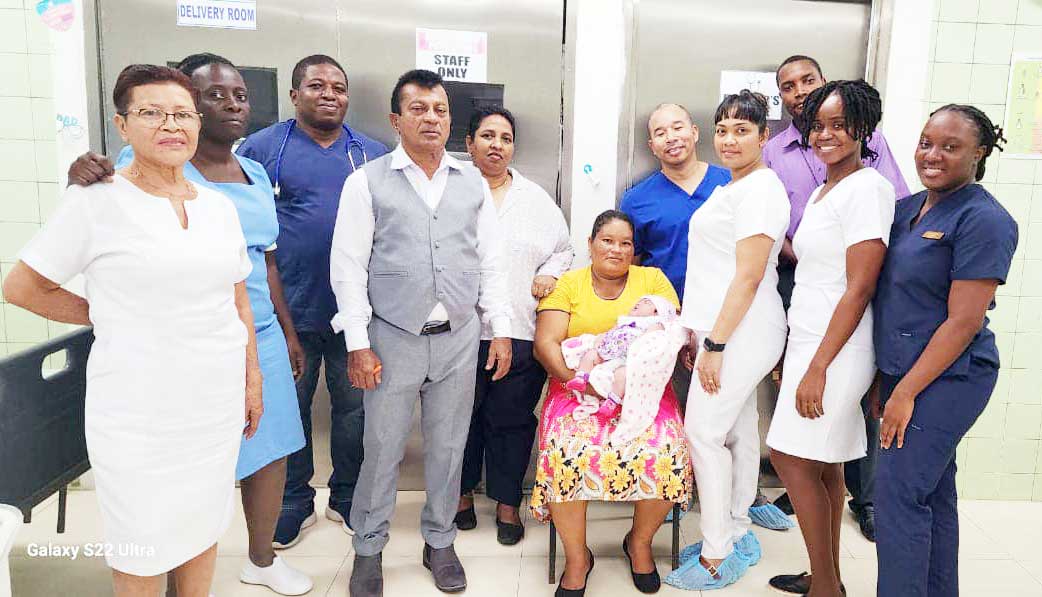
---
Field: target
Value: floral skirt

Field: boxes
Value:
[529,380,694,522]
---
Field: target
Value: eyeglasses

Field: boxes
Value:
[120,107,203,128]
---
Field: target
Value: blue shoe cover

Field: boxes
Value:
[749,502,795,530]
[734,531,761,566]
[679,531,761,567]
[678,541,702,565]
[664,549,749,590]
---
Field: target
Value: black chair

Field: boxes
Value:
[547,503,682,583]
[0,329,93,532]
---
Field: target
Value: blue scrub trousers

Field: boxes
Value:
[876,358,996,597]
[283,330,365,514]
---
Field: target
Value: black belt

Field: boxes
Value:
[420,321,451,335]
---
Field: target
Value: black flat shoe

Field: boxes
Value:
[769,572,846,595]
[495,518,524,545]
[555,547,594,597]
[622,533,661,594]
[773,492,795,516]
[453,506,476,531]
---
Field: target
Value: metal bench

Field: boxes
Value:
[0,329,93,533]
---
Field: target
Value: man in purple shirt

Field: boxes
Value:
[762,55,910,549]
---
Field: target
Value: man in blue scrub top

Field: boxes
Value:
[622,104,792,530]
[621,103,730,308]
[238,54,388,547]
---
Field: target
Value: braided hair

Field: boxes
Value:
[798,79,881,161]
[929,104,1007,181]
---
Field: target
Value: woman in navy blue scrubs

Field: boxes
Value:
[872,105,1017,597]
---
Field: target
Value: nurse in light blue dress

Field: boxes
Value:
[69,54,312,595]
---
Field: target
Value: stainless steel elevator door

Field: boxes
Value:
[94,0,341,154]
[621,0,872,189]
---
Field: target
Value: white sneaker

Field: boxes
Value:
[239,555,314,596]
[324,505,355,536]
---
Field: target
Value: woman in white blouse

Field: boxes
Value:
[765,80,894,597]
[455,106,574,545]
[667,91,790,591]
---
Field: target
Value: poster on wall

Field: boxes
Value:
[416,28,488,83]
[1003,55,1042,160]
[719,70,782,121]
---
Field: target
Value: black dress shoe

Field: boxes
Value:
[555,547,594,597]
[622,533,661,594]
[850,503,876,543]
[769,572,846,595]
[772,492,795,516]
[495,517,524,545]
[423,543,467,593]
[454,506,477,531]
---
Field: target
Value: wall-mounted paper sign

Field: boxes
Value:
[177,0,257,30]
[416,28,488,83]
[719,70,782,121]
[1003,54,1042,159]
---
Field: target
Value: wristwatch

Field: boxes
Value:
[703,337,726,353]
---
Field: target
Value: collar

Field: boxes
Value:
[776,121,803,149]
[390,144,462,172]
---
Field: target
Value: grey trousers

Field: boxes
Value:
[349,314,480,556]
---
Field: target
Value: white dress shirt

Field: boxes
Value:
[330,144,512,351]
[485,168,573,341]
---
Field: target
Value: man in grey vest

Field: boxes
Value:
[330,69,513,597]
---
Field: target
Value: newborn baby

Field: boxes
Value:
[562,295,677,417]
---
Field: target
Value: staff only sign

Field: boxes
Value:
[177,0,257,30]
[415,28,488,83]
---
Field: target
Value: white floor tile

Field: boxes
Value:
[959,558,1042,595]
[11,492,1042,596]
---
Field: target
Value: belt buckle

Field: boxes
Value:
[421,321,450,335]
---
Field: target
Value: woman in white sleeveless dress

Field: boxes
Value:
[766,80,895,597]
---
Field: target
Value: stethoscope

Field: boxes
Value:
[272,118,369,198]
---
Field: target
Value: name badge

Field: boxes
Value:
[922,231,945,240]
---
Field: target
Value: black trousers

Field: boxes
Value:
[460,339,547,507]
[778,260,876,507]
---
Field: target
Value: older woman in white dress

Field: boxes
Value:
[2,64,261,596]
[455,106,573,545]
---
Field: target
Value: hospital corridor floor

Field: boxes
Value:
[9,488,1042,596]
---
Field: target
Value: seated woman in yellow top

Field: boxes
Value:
[533,210,694,597]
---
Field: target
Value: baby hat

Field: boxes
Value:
[640,294,677,322]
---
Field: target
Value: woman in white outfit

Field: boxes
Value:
[766,81,894,597]
[2,65,261,597]
[665,91,789,592]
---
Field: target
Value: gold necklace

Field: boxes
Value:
[127,168,197,201]
[489,172,512,190]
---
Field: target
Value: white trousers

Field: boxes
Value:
[686,320,786,559]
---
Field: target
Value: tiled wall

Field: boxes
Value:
[0,0,62,359]
[927,0,1042,500]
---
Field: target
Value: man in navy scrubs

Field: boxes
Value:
[238,54,388,547]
